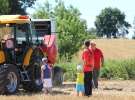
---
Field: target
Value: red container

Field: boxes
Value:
[41,34,57,64]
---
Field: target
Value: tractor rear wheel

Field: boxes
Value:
[23,49,44,92]
[0,64,20,94]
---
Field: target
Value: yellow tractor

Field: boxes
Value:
[0,15,61,94]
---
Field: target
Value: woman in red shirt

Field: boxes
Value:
[82,40,94,96]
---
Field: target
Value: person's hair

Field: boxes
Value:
[84,40,90,47]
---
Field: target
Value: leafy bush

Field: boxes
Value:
[124,59,135,79]
[100,59,135,80]
[55,60,77,81]
[56,58,135,81]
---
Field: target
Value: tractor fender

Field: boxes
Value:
[0,50,5,64]
[23,48,33,67]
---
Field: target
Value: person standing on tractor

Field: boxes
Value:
[82,40,94,96]
[91,41,104,89]
[3,34,14,63]
[41,57,53,94]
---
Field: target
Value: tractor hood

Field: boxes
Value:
[0,15,30,24]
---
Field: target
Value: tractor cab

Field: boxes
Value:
[0,15,32,64]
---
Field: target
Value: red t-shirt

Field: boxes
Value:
[82,48,94,72]
[93,48,103,69]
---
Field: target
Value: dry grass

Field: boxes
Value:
[1,81,135,100]
[0,92,135,100]
[93,39,135,59]
[74,39,135,62]
[1,39,135,99]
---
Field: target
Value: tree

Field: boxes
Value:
[55,2,88,60]
[95,7,131,38]
[132,35,135,39]
[87,27,97,35]
[32,1,89,61]
[0,0,36,14]
[32,1,52,19]
[87,28,97,39]
[0,0,10,14]
[132,17,135,39]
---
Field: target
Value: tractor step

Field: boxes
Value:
[20,71,30,82]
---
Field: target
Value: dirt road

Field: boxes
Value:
[1,80,135,100]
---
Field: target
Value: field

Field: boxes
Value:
[92,39,135,59]
[1,39,135,100]
[73,39,135,63]
[1,81,135,100]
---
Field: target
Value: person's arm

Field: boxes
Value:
[100,50,104,67]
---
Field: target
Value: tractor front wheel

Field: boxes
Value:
[0,64,20,94]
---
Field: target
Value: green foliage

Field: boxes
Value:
[132,35,135,39]
[87,28,97,38]
[0,0,10,14]
[0,0,36,14]
[124,59,135,79]
[100,59,135,80]
[95,7,131,38]
[57,58,135,81]
[55,58,135,81]
[32,1,91,61]
[100,60,128,79]
[55,2,89,60]
[56,61,77,81]
[88,28,97,35]
[32,1,52,19]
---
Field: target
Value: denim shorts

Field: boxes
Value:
[76,84,84,92]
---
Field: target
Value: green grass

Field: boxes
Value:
[100,58,135,80]
[56,58,135,81]
[55,60,77,81]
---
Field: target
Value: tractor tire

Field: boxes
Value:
[0,64,20,94]
[22,49,44,92]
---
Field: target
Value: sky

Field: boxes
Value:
[28,0,135,38]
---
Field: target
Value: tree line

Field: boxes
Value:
[0,0,36,14]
